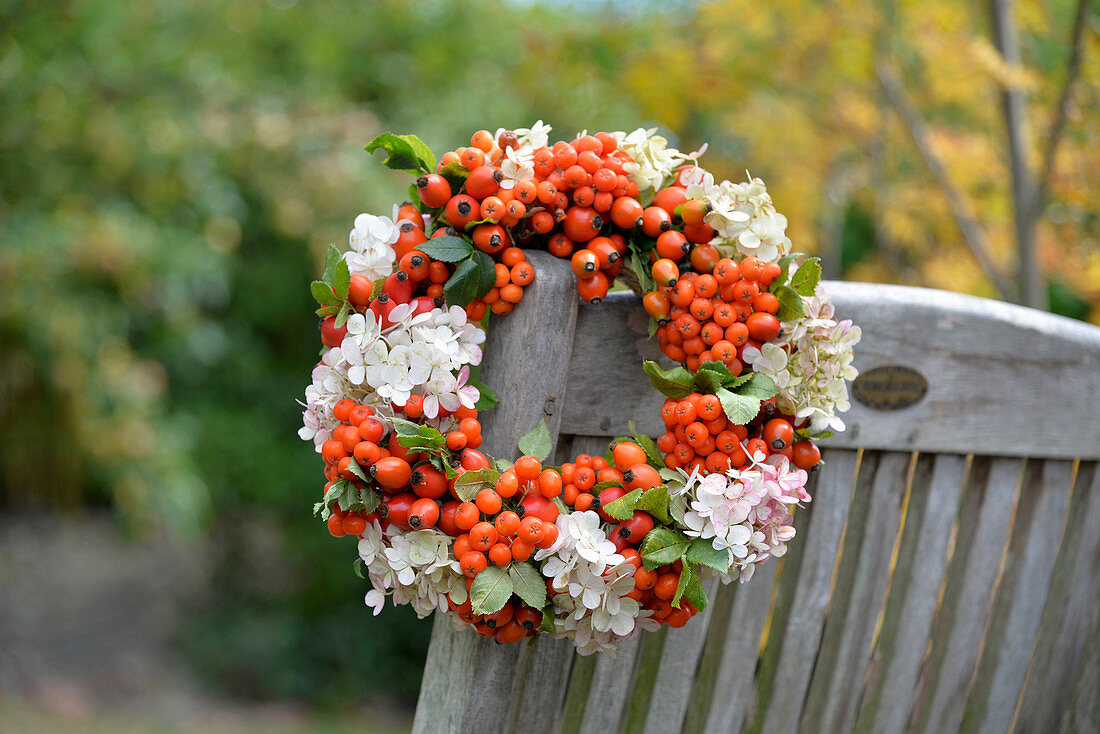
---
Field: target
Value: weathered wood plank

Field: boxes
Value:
[621,627,668,734]
[698,560,780,734]
[961,460,1074,734]
[1014,462,1100,734]
[759,449,860,734]
[562,285,1100,459]
[911,457,1024,734]
[641,578,720,734]
[506,635,576,734]
[1058,598,1100,734]
[799,452,911,734]
[577,635,643,734]
[411,251,578,734]
[856,454,968,734]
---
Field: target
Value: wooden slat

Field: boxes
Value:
[855,454,968,734]
[961,460,1074,734]
[1058,601,1100,734]
[759,449,860,734]
[1015,462,1100,733]
[621,627,668,734]
[698,560,780,733]
[411,251,578,734]
[799,452,911,734]
[562,286,1100,459]
[641,578,720,734]
[911,457,1023,734]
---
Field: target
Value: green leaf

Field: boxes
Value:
[364,132,433,174]
[430,453,458,479]
[639,527,691,570]
[635,487,671,524]
[590,479,624,494]
[399,424,445,450]
[647,317,659,339]
[685,538,733,573]
[692,364,726,394]
[315,478,354,520]
[472,250,497,299]
[397,133,437,173]
[627,420,666,470]
[795,428,834,441]
[439,161,469,195]
[538,606,558,634]
[518,418,552,461]
[723,373,753,390]
[353,559,366,580]
[790,257,821,296]
[681,565,709,611]
[508,563,547,609]
[452,467,501,502]
[717,387,760,426]
[672,561,695,606]
[331,257,351,301]
[333,301,352,329]
[390,416,420,437]
[628,249,656,292]
[310,280,341,307]
[322,245,342,284]
[602,487,643,521]
[443,257,480,308]
[773,254,800,289]
[472,379,500,411]
[642,360,695,399]
[418,235,474,262]
[494,458,514,474]
[345,459,369,483]
[469,566,514,615]
[774,284,807,322]
[315,304,341,318]
[370,277,386,301]
[736,372,778,401]
[669,494,688,525]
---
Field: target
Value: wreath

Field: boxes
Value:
[298,123,861,654]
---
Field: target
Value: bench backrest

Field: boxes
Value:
[412,251,1100,734]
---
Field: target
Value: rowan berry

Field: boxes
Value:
[510,537,535,562]
[488,543,512,567]
[654,572,679,600]
[460,550,488,578]
[475,488,503,515]
[469,521,499,551]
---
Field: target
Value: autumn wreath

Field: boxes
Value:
[298,123,860,653]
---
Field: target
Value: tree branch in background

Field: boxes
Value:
[875,61,1015,301]
[990,0,1044,309]
[1036,0,1089,208]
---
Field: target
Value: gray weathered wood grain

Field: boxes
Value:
[641,578,720,734]
[1015,462,1100,734]
[962,460,1074,734]
[858,454,968,734]
[911,457,1024,734]
[760,449,860,734]
[562,285,1100,459]
[700,560,780,733]
[800,452,911,734]
[411,251,578,734]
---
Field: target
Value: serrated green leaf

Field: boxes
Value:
[472,379,500,411]
[774,284,807,322]
[316,478,353,520]
[790,257,821,297]
[438,161,469,195]
[518,418,552,461]
[469,566,513,615]
[642,360,695,399]
[736,372,778,400]
[508,563,547,609]
[315,304,341,318]
[682,566,709,611]
[310,280,341,307]
[640,527,691,569]
[323,245,342,284]
[717,387,760,426]
[669,494,687,525]
[672,561,695,607]
[692,366,726,394]
[443,257,480,308]
[602,487,643,521]
[364,132,432,174]
[635,486,671,524]
[418,235,474,262]
[345,459,369,483]
[331,257,351,301]
[397,133,437,172]
[723,372,753,389]
[452,467,501,502]
[390,416,420,437]
[472,250,496,299]
[333,301,352,329]
[494,458,514,474]
[685,537,733,573]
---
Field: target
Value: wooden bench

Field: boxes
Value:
[411,251,1100,734]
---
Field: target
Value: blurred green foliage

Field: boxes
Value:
[0,0,652,706]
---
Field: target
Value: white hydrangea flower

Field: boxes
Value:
[345,212,399,281]
[683,171,791,261]
[513,120,552,149]
[500,145,535,190]
[613,127,705,191]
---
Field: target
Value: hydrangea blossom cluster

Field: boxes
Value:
[357,521,468,619]
[614,127,706,192]
[345,213,399,281]
[742,285,862,433]
[674,454,810,583]
[681,169,792,262]
[535,512,654,655]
